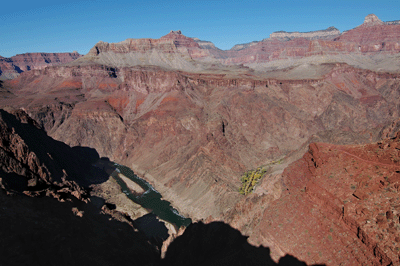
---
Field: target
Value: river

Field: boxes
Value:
[110,163,192,228]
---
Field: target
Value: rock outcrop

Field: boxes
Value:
[0,108,97,201]
[0,52,81,80]
[363,14,384,26]
[226,131,400,265]
[269,26,340,40]
[230,41,260,51]
[333,15,400,55]
[82,31,213,72]
[192,38,219,50]
[217,14,400,68]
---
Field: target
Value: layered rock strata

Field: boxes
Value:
[226,132,400,265]
[3,60,400,223]
[0,52,81,80]
[269,26,340,40]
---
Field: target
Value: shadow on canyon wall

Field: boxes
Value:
[162,221,325,266]
[0,188,160,266]
[0,108,110,191]
[0,109,325,265]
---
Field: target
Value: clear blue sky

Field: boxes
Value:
[1,0,399,57]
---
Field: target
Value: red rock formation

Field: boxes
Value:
[226,132,400,265]
[0,52,81,80]
[209,14,400,65]
[87,30,210,60]
[2,60,400,223]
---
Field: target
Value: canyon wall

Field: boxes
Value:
[3,61,400,223]
[0,52,81,80]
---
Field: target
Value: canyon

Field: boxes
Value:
[1,14,400,265]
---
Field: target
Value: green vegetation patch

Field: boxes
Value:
[239,167,267,195]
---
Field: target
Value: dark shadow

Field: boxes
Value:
[0,168,28,192]
[133,213,169,251]
[13,65,23,73]
[0,188,160,266]
[162,221,325,266]
[0,109,327,265]
[0,109,109,189]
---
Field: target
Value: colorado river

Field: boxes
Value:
[110,163,192,228]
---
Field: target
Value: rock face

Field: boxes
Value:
[82,31,212,72]
[334,18,400,55]
[3,59,400,223]
[230,41,260,51]
[59,14,400,71]
[192,38,219,50]
[0,108,97,201]
[0,117,160,265]
[364,14,384,25]
[0,111,314,265]
[213,14,400,67]
[0,52,81,80]
[269,26,340,40]
[226,132,400,265]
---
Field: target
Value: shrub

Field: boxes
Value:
[238,167,267,195]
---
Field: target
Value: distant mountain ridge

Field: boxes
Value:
[269,26,340,40]
[0,52,81,80]
[77,14,400,73]
[2,14,400,80]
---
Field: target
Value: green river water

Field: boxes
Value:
[111,164,192,228]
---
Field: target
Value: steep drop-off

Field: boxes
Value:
[2,60,400,224]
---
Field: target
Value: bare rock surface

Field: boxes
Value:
[269,26,340,40]
[0,52,81,80]
[227,132,400,265]
[0,108,93,201]
[3,59,400,224]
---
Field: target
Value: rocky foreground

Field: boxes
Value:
[226,133,400,265]
[1,14,400,265]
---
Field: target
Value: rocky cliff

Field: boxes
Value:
[225,131,400,265]
[0,108,318,265]
[334,15,400,55]
[3,59,400,223]
[217,14,400,68]
[0,108,95,201]
[0,52,81,80]
[269,26,340,40]
[80,30,214,72]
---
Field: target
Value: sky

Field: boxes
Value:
[1,0,399,57]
